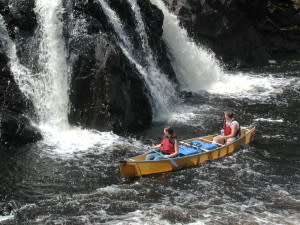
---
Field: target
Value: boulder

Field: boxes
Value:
[63,0,154,132]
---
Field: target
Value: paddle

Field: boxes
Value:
[179,141,210,152]
[148,148,179,168]
[195,137,224,146]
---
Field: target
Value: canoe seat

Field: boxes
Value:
[190,141,218,150]
[178,145,203,156]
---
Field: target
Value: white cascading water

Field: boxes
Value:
[150,0,297,101]
[1,1,122,154]
[34,0,70,128]
[1,0,70,129]
[98,0,177,119]
[0,15,38,105]
[150,0,224,92]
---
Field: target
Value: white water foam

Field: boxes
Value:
[101,210,179,225]
[164,104,216,127]
[254,118,284,123]
[0,215,14,223]
[208,72,299,100]
[38,125,121,155]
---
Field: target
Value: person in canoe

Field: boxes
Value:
[146,126,179,160]
[213,110,240,145]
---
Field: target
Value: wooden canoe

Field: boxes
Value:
[119,126,256,177]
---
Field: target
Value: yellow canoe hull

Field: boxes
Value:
[119,126,256,177]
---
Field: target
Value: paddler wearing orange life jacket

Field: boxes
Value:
[146,126,179,160]
[213,110,240,145]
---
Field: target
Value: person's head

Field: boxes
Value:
[224,110,234,121]
[164,126,175,138]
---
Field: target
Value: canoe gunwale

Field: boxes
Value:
[123,126,256,163]
[119,126,256,177]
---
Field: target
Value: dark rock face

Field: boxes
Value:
[0,42,41,146]
[64,1,152,132]
[0,0,39,73]
[137,0,177,82]
[7,0,36,31]
[163,0,300,67]
[64,0,176,133]
[0,0,41,146]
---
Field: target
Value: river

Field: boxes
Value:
[1,59,299,224]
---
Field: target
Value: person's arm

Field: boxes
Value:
[223,123,238,139]
[164,140,179,158]
[149,143,161,149]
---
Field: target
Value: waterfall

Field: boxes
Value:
[0,2,121,153]
[34,0,70,128]
[149,0,296,100]
[2,0,70,128]
[98,0,177,119]
[0,15,35,101]
[150,0,224,92]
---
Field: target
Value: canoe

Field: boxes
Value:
[119,126,256,177]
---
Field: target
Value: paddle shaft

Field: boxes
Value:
[179,141,210,152]
[149,149,179,168]
[195,137,224,146]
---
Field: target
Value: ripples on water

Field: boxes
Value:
[1,63,300,224]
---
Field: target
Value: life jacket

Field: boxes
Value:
[159,137,175,154]
[223,119,240,137]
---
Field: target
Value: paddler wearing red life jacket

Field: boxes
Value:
[213,111,240,145]
[146,126,179,160]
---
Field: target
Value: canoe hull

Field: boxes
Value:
[119,126,256,177]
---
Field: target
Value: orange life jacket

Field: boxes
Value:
[159,137,175,154]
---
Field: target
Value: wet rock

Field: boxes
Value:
[0,111,42,146]
[138,0,177,82]
[0,0,39,72]
[7,0,36,31]
[163,0,300,67]
[63,0,154,132]
[0,41,41,146]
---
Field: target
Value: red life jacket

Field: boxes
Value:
[223,119,240,136]
[159,137,175,154]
